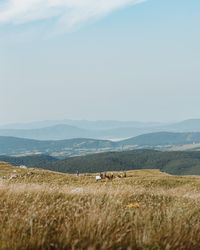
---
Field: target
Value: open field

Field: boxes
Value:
[1,162,200,249]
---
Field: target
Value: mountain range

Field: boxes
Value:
[120,132,200,146]
[1,131,200,158]
[0,136,117,157]
[1,119,200,140]
[0,119,162,130]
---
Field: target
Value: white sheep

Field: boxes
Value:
[95,176,101,181]
[19,165,27,169]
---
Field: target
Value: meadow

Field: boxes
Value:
[1,162,200,249]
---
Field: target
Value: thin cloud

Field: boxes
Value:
[0,0,146,30]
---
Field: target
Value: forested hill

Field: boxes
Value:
[2,150,200,175]
[49,150,200,175]
[0,155,57,168]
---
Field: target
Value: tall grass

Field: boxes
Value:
[1,166,200,249]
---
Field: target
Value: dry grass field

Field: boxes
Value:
[1,162,200,249]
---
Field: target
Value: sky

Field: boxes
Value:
[0,0,200,124]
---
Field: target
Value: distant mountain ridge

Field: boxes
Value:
[0,119,162,130]
[120,132,200,146]
[0,136,116,157]
[2,131,200,158]
[161,119,200,132]
[0,123,158,140]
[1,119,200,140]
[0,124,90,140]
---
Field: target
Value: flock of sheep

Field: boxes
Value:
[96,172,127,181]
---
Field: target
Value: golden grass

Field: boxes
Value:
[1,163,200,249]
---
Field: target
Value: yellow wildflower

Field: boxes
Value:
[126,202,140,209]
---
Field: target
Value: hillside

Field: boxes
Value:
[3,132,200,158]
[120,131,200,146]
[1,164,200,249]
[0,136,116,157]
[0,154,57,168]
[2,149,200,175]
[49,150,200,175]
[163,119,200,132]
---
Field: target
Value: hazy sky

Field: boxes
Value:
[0,0,200,124]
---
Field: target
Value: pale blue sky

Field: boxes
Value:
[0,0,200,124]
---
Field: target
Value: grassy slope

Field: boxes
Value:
[1,163,200,249]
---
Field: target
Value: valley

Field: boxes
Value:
[2,130,200,159]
